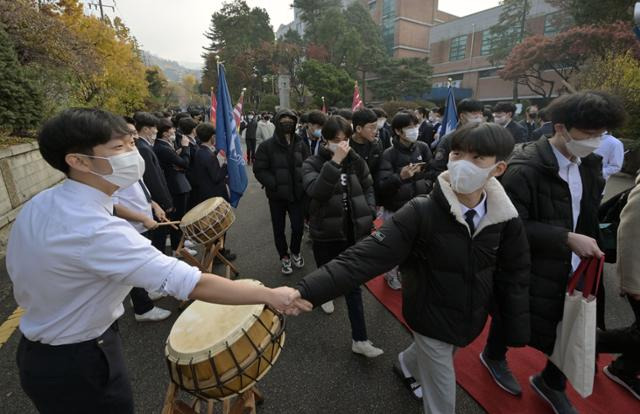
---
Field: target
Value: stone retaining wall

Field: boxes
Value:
[0,142,64,256]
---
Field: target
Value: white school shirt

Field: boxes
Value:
[550,144,582,272]
[112,181,153,233]
[594,134,624,181]
[7,179,201,345]
[460,191,487,231]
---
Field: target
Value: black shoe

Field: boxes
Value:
[604,364,640,400]
[529,374,577,414]
[479,351,522,396]
[221,248,236,261]
[392,362,422,401]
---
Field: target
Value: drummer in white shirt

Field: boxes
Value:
[594,131,625,181]
[7,108,310,413]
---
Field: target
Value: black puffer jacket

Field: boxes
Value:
[376,138,434,212]
[349,137,384,179]
[253,109,310,202]
[503,138,604,354]
[297,173,531,347]
[302,146,376,242]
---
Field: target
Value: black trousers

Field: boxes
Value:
[17,323,134,414]
[129,230,154,314]
[597,296,640,376]
[312,240,368,341]
[268,198,304,259]
[152,192,189,252]
[246,139,256,164]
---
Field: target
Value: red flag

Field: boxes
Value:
[210,87,217,127]
[233,89,245,129]
[352,81,363,112]
[321,96,327,114]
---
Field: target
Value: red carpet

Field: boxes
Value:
[365,275,640,414]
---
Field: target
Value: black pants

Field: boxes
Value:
[312,240,368,341]
[246,139,256,164]
[17,323,134,413]
[268,198,304,259]
[152,192,189,252]
[597,296,640,376]
[130,230,154,314]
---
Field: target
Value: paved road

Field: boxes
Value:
[0,169,636,414]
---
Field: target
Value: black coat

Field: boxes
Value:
[378,123,392,150]
[531,122,553,141]
[376,138,434,212]
[136,138,173,211]
[191,145,229,204]
[154,139,192,195]
[246,119,258,141]
[349,137,383,179]
[418,120,435,146]
[506,121,529,144]
[302,146,376,242]
[503,138,604,354]
[253,114,310,202]
[520,120,537,140]
[296,173,531,347]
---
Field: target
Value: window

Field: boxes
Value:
[381,0,396,55]
[480,30,496,56]
[479,68,498,78]
[544,13,560,36]
[449,35,467,61]
[482,25,522,55]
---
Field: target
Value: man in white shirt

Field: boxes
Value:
[8,108,310,413]
[595,132,625,181]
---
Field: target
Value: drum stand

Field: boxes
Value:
[177,232,239,279]
[162,383,264,414]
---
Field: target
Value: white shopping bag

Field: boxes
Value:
[549,256,603,398]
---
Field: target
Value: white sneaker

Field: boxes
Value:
[385,273,402,290]
[281,257,293,275]
[320,301,334,314]
[184,239,196,248]
[174,247,197,257]
[352,340,384,358]
[148,291,166,301]
[134,306,171,322]
[291,253,305,268]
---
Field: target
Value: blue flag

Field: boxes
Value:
[215,64,248,208]
[438,85,458,137]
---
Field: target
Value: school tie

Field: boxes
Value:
[465,209,476,236]
[138,179,152,202]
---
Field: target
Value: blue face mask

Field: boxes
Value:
[312,129,322,139]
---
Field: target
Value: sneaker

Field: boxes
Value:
[174,247,198,257]
[479,351,522,396]
[184,239,196,248]
[281,257,293,275]
[529,374,577,414]
[352,340,384,358]
[393,352,423,400]
[320,301,334,314]
[385,273,402,290]
[221,248,237,261]
[603,364,640,400]
[134,306,171,322]
[148,291,166,301]
[291,253,305,268]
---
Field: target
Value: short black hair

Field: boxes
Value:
[39,108,130,175]
[416,107,429,117]
[391,111,419,137]
[123,116,135,126]
[450,122,514,161]
[156,118,174,138]
[546,91,627,131]
[322,115,353,141]
[152,111,165,119]
[133,111,158,132]
[493,102,517,116]
[372,107,388,118]
[335,108,353,121]
[299,113,309,124]
[483,105,494,122]
[172,112,191,128]
[352,108,378,128]
[307,110,327,126]
[457,98,483,114]
[179,117,198,135]
[196,122,216,143]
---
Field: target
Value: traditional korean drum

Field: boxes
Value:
[180,197,235,245]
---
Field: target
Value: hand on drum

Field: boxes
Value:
[268,287,313,316]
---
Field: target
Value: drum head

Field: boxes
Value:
[166,280,265,364]
[181,197,226,227]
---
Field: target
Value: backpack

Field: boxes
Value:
[598,188,632,263]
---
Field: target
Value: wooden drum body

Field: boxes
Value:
[180,197,235,245]
[165,281,285,401]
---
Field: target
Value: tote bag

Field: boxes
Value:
[549,256,604,398]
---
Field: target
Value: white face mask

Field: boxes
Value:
[493,115,508,126]
[447,159,496,194]
[564,131,602,158]
[84,150,146,189]
[404,127,419,142]
[326,141,341,152]
[466,115,484,124]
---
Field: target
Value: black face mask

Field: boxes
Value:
[279,122,297,135]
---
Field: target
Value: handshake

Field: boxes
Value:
[267,286,314,316]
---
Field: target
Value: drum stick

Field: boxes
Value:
[157,221,181,227]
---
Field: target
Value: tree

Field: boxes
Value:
[489,0,531,65]
[0,24,42,134]
[547,0,636,26]
[368,58,433,101]
[498,21,640,98]
[298,59,354,107]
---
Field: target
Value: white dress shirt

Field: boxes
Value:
[112,181,153,233]
[550,144,582,272]
[7,179,201,345]
[460,191,487,230]
[594,133,624,181]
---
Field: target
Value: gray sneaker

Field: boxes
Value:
[479,351,522,396]
[281,257,293,275]
[529,374,578,414]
